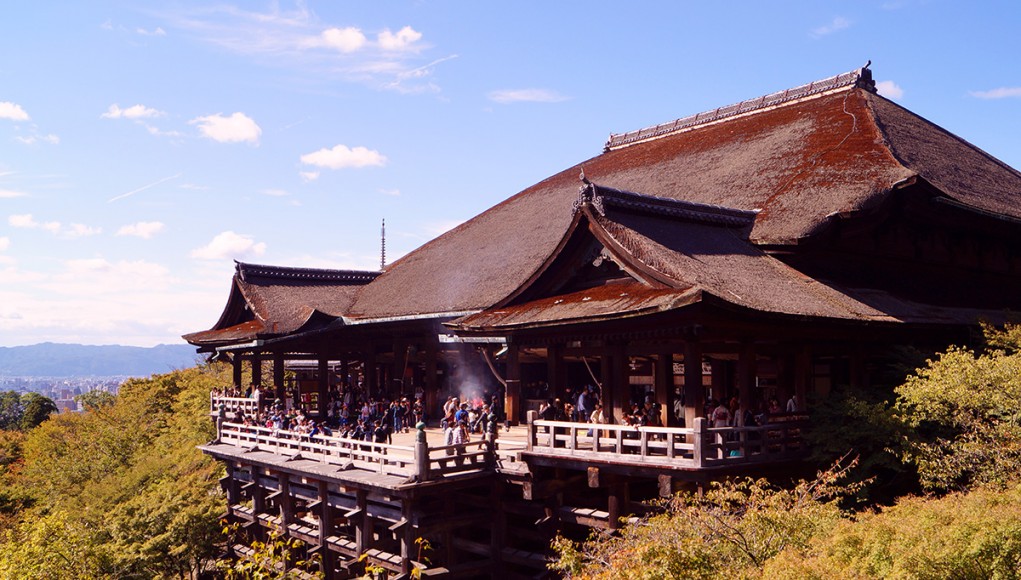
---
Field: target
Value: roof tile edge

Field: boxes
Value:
[235,261,379,284]
[604,64,876,152]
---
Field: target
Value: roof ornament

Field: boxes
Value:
[574,168,606,215]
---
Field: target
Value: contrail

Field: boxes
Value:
[108,173,181,202]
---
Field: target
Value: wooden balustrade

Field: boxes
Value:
[210,393,261,417]
[526,411,807,469]
[216,421,494,482]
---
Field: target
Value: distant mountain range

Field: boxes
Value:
[0,343,201,377]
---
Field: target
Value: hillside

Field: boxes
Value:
[0,343,200,377]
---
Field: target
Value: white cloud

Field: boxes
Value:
[63,223,102,239]
[379,188,401,197]
[137,26,166,37]
[0,189,27,198]
[117,221,165,239]
[876,80,904,99]
[0,102,29,121]
[102,103,165,119]
[300,144,386,169]
[190,112,261,144]
[0,237,9,251]
[9,214,39,228]
[14,134,60,145]
[969,87,1021,100]
[378,26,422,51]
[811,16,851,38]
[261,188,291,197]
[191,231,267,260]
[313,27,367,52]
[8,214,99,238]
[299,171,320,182]
[488,88,570,104]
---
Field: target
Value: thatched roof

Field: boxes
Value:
[348,67,1021,321]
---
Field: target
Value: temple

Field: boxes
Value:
[188,64,1021,578]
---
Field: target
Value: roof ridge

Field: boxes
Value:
[604,64,876,151]
[575,181,758,228]
[235,261,379,284]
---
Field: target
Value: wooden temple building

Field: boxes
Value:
[187,65,1021,578]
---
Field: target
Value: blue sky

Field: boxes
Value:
[1,1,1019,347]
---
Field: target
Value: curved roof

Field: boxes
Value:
[349,68,1021,321]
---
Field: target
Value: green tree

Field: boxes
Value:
[551,460,858,579]
[0,390,25,430]
[20,392,58,430]
[896,324,1021,493]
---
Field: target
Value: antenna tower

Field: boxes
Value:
[380,218,386,271]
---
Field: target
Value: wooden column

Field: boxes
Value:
[399,502,414,576]
[318,355,329,418]
[424,339,438,421]
[600,348,614,423]
[277,472,294,530]
[490,479,506,573]
[251,469,267,541]
[232,356,243,390]
[251,354,262,389]
[737,342,756,426]
[505,342,521,426]
[225,462,241,505]
[654,350,672,427]
[612,343,629,423]
[547,344,565,396]
[355,489,371,554]
[317,481,333,576]
[273,352,286,403]
[364,349,377,401]
[683,341,704,429]
[850,348,867,391]
[607,478,630,531]
[796,347,813,411]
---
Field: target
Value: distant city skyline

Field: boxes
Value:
[2,1,1020,347]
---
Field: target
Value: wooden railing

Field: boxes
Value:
[216,422,493,482]
[210,393,260,417]
[526,412,807,469]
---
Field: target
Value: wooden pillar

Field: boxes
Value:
[355,489,370,554]
[225,463,241,505]
[654,350,672,427]
[737,342,756,426]
[850,348,867,391]
[505,342,522,426]
[251,469,267,541]
[607,479,630,531]
[273,352,286,403]
[547,344,565,396]
[424,339,438,421]
[364,349,377,401]
[683,342,704,429]
[490,479,506,573]
[796,347,813,411]
[251,354,262,389]
[232,356,243,390]
[612,343,629,423]
[317,481,333,575]
[710,359,727,403]
[318,355,329,418]
[399,502,414,575]
[277,472,294,530]
[600,347,614,423]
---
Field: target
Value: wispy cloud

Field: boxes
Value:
[378,188,401,197]
[876,80,904,99]
[190,112,261,144]
[102,103,165,119]
[14,133,60,145]
[300,144,386,169]
[810,16,851,39]
[969,87,1021,100]
[116,221,165,239]
[0,237,9,251]
[261,188,291,197]
[8,214,99,238]
[158,6,445,93]
[0,102,29,121]
[0,189,28,198]
[488,88,570,104]
[108,173,182,203]
[136,26,166,37]
[299,171,320,183]
[191,231,267,260]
